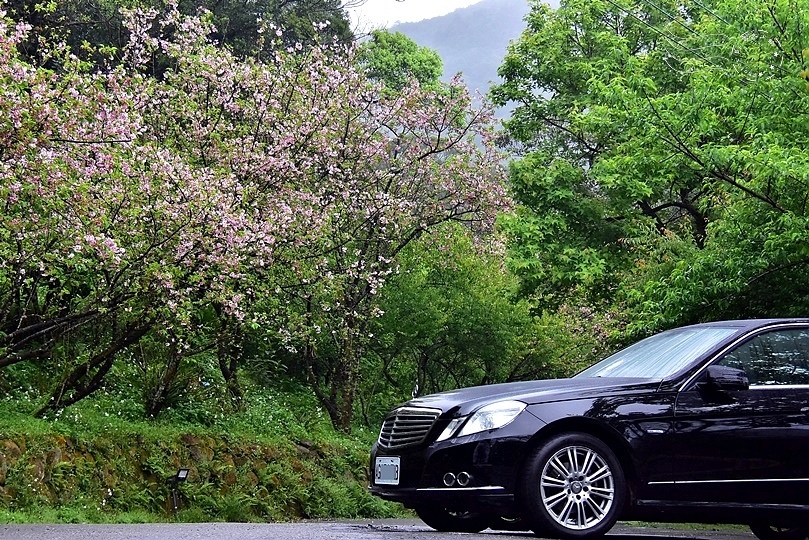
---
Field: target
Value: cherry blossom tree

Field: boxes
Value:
[277,76,509,430]
[0,4,508,428]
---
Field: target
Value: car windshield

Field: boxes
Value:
[575,326,739,380]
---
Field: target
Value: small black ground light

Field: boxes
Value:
[168,467,190,517]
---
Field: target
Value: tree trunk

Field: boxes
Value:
[304,336,362,433]
[216,311,244,410]
[144,341,182,418]
[36,321,151,417]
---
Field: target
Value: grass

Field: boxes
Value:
[0,382,403,524]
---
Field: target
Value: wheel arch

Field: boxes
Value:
[518,417,639,506]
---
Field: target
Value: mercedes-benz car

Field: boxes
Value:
[369,319,809,539]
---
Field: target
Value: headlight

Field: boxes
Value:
[436,400,526,441]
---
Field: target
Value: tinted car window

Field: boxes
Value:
[718,328,809,385]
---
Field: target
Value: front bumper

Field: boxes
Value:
[369,484,514,512]
[368,412,545,512]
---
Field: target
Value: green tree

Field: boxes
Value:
[357,224,617,425]
[370,226,531,394]
[357,29,443,91]
[4,0,354,66]
[182,0,355,57]
[492,0,809,332]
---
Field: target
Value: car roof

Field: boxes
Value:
[685,318,809,331]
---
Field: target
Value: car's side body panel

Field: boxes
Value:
[525,391,678,498]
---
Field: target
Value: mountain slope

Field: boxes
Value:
[391,0,531,96]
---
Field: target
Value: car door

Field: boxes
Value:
[666,325,809,505]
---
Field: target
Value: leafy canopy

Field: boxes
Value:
[357,29,443,91]
[492,0,809,332]
[4,0,354,64]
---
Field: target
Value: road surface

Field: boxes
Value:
[0,519,756,540]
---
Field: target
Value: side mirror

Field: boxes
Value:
[705,365,749,391]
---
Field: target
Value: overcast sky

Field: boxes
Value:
[347,0,486,30]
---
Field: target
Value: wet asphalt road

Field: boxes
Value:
[0,520,756,540]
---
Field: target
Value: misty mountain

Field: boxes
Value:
[391,0,531,98]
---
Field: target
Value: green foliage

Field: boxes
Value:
[4,0,353,65]
[3,0,133,65]
[492,0,809,330]
[0,385,403,523]
[357,224,623,424]
[0,506,157,524]
[357,29,443,91]
[498,154,625,306]
[181,0,353,57]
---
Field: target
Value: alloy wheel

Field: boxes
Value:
[539,444,615,530]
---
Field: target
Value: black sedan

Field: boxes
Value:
[369,319,809,539]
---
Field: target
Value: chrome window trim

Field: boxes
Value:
[748,384,809,389]
[678,322,809,392]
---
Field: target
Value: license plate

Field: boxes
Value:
[375,457,400,485]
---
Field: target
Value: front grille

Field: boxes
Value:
[378,406,441,449]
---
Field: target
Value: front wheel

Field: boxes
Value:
[520,433,626,539]
[414,505,489,533]
[750,524,809,540]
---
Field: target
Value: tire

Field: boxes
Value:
[750,524,809,540]
[415,505,489,533]
[520,433,626,540]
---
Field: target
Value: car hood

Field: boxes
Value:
[401,377,661,417]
